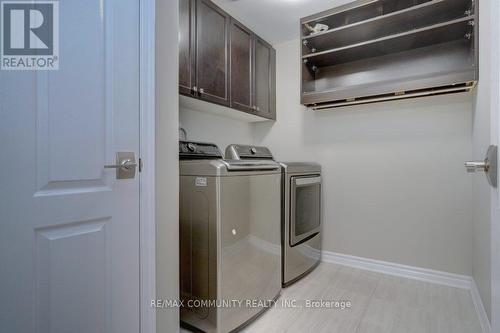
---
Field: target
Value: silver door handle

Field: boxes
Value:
[104,159,137,170]
[465,161,488,173]
[104,152,137,179]
[465,145,497,188]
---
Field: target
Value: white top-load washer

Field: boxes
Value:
[179,141,282,333]
[225,145,322,287]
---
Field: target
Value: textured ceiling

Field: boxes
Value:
[212,0,352,45]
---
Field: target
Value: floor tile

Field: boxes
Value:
[181,262,483,333]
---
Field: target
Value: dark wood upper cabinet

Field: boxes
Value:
[195,0,230,106]
[179,0,194,96]
[179,0,275,120]
[253,37,276,119]
[230,20,253,113]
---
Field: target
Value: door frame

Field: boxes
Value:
[139,0,156,332]
[491,0,500,331]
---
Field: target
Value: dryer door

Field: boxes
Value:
[290,175,322,246]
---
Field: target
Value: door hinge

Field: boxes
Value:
[139,158,143,172]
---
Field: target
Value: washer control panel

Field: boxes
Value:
[179,141,223,160]
[225,144,274,160]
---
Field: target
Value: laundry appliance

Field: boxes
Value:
[179,141,282,333]
[225,145,322,287]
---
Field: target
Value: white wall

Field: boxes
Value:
[254,39,474,276]
[175,23,478,279]
[156,0,179,332]
[180,106,255,156]
[471,0,494,321]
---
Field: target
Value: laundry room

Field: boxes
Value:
[170,0,497,332]
[1,0,498,332]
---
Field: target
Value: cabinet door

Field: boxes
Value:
[254,37,276,119]
[195,0,230,106]
[230,20,253,113]
[179,0,195,96]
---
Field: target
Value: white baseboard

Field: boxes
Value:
[321,250,472,289]
[322,250,492,333]
[471,280,492,333]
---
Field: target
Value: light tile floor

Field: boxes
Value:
[181,262,482,333]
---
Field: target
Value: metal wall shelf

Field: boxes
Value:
[303,16,474,67]
[300,0,478,109]
[302,0,472,54]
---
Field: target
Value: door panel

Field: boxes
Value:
[0,0,140,332]
[36,0,109,193]
[179,0,194,96]
[35,219,111,332]
[254,37,275,119]
[195,0,230,106]
[230,20,253,113]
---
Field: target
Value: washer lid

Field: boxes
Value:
[223,160,280,171]
[180,159,281,176]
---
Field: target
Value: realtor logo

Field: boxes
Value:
[1,1,59,70]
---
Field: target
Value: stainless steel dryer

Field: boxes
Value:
[225,145,322,287]
[179,141,282,333]
[279,162,321,287]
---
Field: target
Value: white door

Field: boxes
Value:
[0,0,140,332]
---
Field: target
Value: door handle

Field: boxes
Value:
[465,161,487,172]
[465,145,497,188]
[104,152,137,179]
[104,159,137,170]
